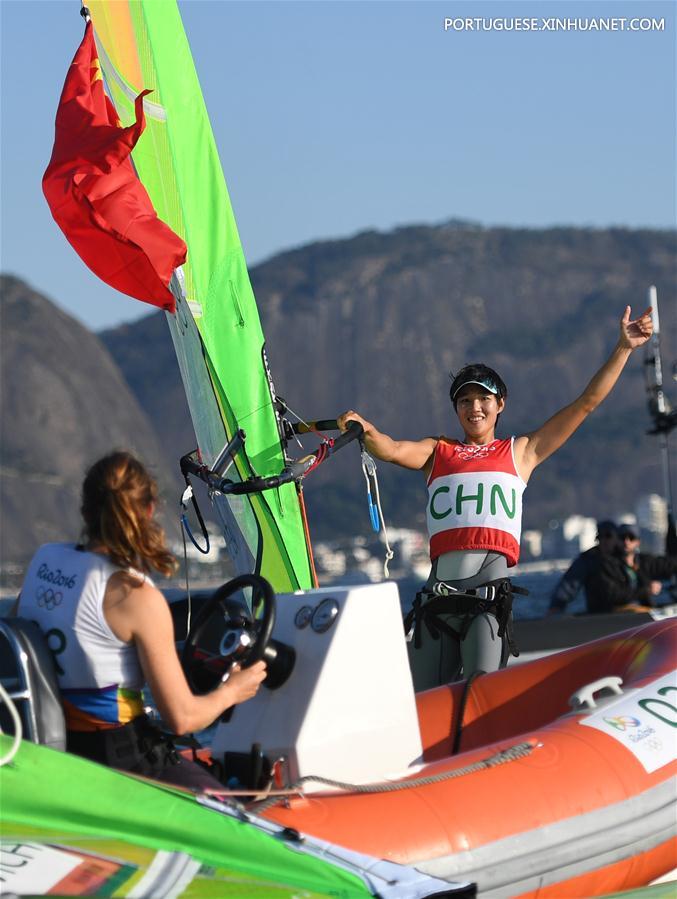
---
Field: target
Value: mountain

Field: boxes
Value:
[2,223,675,569]
[0,275,175,565]
[101,223,677,541]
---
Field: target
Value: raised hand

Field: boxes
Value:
[337,410,372,433]
[620,306,653,350]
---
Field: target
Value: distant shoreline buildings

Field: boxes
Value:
[0,493,670,595]
[535,493,668,560]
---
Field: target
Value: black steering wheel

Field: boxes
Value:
[181,574,292,695]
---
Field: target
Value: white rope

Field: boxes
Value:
[0,680,23,767]
[361,451,395,579]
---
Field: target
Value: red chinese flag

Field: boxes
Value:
[42,22,186,312]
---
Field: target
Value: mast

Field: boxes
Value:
[644,285,676,552]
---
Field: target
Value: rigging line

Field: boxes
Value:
[278,400,309,452]
[281,400,334,453]
[361,450,395,578]
[236,400,280,424]
[180,511,192,641]
[278,400,311,429]
[180,482,211,555]
[375,492,395,579]
[179,479,211,639]
[302,442,330,477]
[180,508,210,554]
[232,399,312,459]
[272,398,332,456]
[282,400,331,439]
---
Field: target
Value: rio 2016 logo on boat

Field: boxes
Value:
[603,715,641,731]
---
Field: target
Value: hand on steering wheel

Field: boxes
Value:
[181,573,294,697]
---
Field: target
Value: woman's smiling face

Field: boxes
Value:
[454,385,505,443]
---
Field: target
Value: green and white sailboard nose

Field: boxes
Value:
[0,735,469,897]
[85,0,316,592]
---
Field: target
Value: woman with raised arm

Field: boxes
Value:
[16,451,266,789]
[338,306,653,680]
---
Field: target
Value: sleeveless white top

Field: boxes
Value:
[19,543,147,731]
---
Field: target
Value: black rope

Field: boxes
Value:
[178,477,211,642]
[180,477,210,555]
[179,511,193,642]
[451,671,485,756]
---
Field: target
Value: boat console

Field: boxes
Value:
[193,581,423,791]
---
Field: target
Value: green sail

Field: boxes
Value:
[87,0,315,591]
[0,736,370,897]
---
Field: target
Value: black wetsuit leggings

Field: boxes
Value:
[67,715,223,792]
[440,611,510,680]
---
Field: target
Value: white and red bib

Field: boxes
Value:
[426,438,526,567]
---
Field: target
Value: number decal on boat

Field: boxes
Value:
[638,685,677,728]
[580,672,677,772]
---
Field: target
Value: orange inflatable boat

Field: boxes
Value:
[247,617,676,898]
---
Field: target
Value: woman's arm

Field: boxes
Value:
[105,578,266,735]
[514,307,653,481]
[337,410,437,472]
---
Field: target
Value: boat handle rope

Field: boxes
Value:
[249,740,536,814]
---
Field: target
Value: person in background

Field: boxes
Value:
[586,523,677,613]
[548,521,620,614]
[15,451,266,789]
[338,306,653,680]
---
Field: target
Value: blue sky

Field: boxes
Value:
[1,0,675,330]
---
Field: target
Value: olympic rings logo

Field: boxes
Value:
[603,715,641,732]
[36,585,63,611]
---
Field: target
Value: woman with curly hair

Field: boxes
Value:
[17,451,265,788]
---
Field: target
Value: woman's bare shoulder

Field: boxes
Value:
[106,570,158,600]
[104,572,169,635]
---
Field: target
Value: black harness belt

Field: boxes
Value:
[67,714,181,774]
[403,578,529,658]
